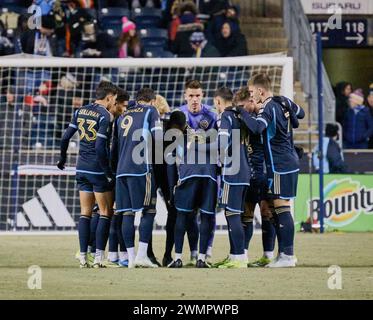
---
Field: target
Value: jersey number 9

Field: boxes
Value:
[121,115,133,137]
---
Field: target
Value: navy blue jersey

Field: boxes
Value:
[218,110,251,185]
[111,104,162,177]
[63,103,113,175]
[257,98,299,174]
[247,113,265,180]
[171,132,218,183]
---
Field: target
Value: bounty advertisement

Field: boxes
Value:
[295,174,373,232]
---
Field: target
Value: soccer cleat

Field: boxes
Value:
[162,255,173,267]
[106,260,120,268]
[92,262,106,268]
[185,257,197,267]
[167,259,183,268]
[87,252,95,265]
[118,259,129,267]
[265,253,296,268]
[212,256,230,268]
[134,256,159,268]
[196,259,211,268]
[79,262,90,269]
[149,256,162,267]
[218,260,247,269]
[248,256,272,267]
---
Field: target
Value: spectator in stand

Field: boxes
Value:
[313,124,347,173]
[118,17,141,58]
[214,21,247,57]
[189,31,219,57]
[20,14,57,56]
[169,1,203,56]
[206,3,240,40]
[366,83,373,149]
[343,88,373,149]
[335,81,352,125]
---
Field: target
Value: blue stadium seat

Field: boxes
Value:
[139,28,168,48]
[98,7,130,28]
[132,7,162,28]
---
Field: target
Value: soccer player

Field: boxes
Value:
[167,111,218,268]
[58,81,117,268]
[214,87,253,268]
[111,87,162,268]
[107,88,130,267]
[233,86,276,267]
[178,79,218,264]
[238,74,305,267]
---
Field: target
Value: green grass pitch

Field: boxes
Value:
[0,232,372,299]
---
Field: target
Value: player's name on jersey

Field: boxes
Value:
[126,107,145,113]
[78,109,100,118]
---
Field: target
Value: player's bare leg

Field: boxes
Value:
[78,191,96,268]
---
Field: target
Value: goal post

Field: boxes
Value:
[0,55,293,232]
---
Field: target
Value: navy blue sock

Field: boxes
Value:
[78,215,91,253]
[272,212,283,254]
[226,221,235,254]
[207,214,216,249]
[174,212,187,254]
[109,214,119,252]
[165,204,177,258]
[243,221,253,250]
[122,213,135,248]
[276,209,294,256]
[186,212,199,252]
[262,218,276,252]
[199,213,215,255]
[115,214,126,252]
[226,213,244,255]
[96,216,111,251]
[139,211,155,243]
[89,212,99,253]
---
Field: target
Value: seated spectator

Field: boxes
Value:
[199,0,230,15]
[206,3,240,40]
[335,81,352,125]
[214,22,247,57]
[118,17,141,58]
[20,14,57,56]
[189,31,219,57]
[343,89,373,149]
[313,124,347,173]
[367,83,373,149]
[169,1,202,42]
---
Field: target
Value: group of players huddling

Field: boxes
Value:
[58,73,304,269]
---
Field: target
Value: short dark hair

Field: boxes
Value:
[249,74,272,91]
[116,87,130,103]
[95,81,117,100]
[136,87,156,103]
[169,110,187,130]
[214,86,233,102]
[325,123,339,138]
[185,79,203,91]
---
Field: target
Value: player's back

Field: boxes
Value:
[248,112,265,180]
[115,103,160,177]
[260,99,299,173]
[74,103,112,173]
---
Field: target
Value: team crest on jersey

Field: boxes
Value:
[199,119,209,130]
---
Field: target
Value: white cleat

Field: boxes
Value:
[134,256,159,268]
[265,253,296,268]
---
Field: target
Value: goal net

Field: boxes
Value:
[0,54,293,232]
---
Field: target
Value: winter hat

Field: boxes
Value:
[349,88,364,105]
[122,17,136,34]
[190,31,205,44]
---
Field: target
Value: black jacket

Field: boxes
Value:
[214,32,248,57]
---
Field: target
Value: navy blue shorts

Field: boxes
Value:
[267,171,298,199]
[76,172,111,193]
[174,177,217,214]
[115,173,156,213]
[246,177,267,205]
[220,182,248,213]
